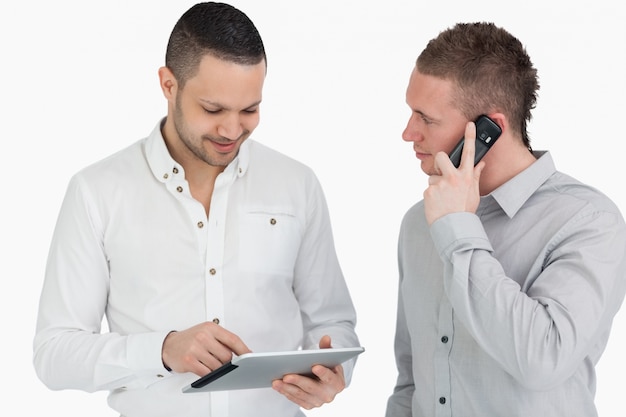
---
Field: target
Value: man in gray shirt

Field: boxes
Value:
[386,22,626,416]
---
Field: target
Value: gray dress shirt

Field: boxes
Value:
[386,151,626,417]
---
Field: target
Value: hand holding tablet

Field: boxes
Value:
[182,346,365,393]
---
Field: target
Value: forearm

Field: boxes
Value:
[34,322,172,392]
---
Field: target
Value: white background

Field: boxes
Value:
[2,0,625,415]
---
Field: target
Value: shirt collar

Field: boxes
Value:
[144,118,251,183]
[487,151,556,218]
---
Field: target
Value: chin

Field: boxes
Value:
[421,162,435,176]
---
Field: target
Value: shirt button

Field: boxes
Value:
[439,397,446,405]
[209,268,216,275]
[173,167,179,174]
[157,374,164,378]
[441,336,449,343]
[163,173,169,179]
[213,318,220,325]
[270,218,277,225]
[176,186,183,193]
[197,221,204,229]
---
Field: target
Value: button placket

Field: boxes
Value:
[434,298,453,416]
[203,172,232,328]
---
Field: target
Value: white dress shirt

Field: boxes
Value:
[34,120,359,417]
[386,151,626,417]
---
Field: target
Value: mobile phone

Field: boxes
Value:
[448,115,502,168]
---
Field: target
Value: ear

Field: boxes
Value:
[487,112,507,132]
[158,66,177,101]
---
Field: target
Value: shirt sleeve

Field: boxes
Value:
[291,171,360,382]
[33,174,173,392]
[385,274,414,417]
[430,210,626,390]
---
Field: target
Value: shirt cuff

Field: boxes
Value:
[126,331,174,383]
[430,212,493,259]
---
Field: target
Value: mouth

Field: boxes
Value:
[208,138,238,154]
[414,148,431,161]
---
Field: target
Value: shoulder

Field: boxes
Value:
[247,140,314,174]
[245,140,320,191]
[542,171,623,217]
[74,139,145,183]
[399,200,427,235]
[66,139,146,199]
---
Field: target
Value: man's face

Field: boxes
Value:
[402,67,468,176]
[171,54,266,168]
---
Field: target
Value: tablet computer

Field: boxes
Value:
[182,346,364,393]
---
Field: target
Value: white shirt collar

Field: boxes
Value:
[144,118,250,184]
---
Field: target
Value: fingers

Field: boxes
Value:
[433,121,477,176]
[272,364,345,410]
[272,335,340,409]
[459,121,477,170]
[313,363,344,389]
[423,121,482,225]
[212,324,252,357]
[188,323,246,367]
[162,321,251,376]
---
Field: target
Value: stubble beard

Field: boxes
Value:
[172,101,239,168]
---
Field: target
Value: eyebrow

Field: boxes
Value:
[413,109,440,124]
[199,98,262,111]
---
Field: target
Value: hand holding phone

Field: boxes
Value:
[448,115,502,168]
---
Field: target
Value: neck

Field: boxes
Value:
[161,119,223,216]
[479,142,536,195]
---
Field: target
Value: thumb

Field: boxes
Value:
[319,335,333,349]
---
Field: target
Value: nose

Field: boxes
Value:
[217,113,244,141]
[402,114,422,143]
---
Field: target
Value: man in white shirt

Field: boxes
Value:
[33,3,359,416]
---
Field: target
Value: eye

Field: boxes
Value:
[243,107,259,114]
[420,114,434,125]
[203,108,221,114]
[412,110,434,126]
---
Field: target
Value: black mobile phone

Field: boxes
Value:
[448,115,502,168]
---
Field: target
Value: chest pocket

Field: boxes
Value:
[238,210,302,276]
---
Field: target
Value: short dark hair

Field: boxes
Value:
[165,2,266,88]
[417,22,539,148]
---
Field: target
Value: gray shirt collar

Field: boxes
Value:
[486,151,556,218]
